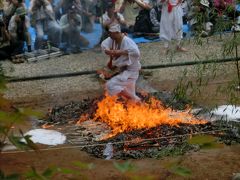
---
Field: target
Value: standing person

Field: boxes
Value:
[159,0,187,54]
[100,24,141,102]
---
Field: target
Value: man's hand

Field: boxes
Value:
[105,49,128,58]
[105,49,115,56]
[96,69,114,80]
[69,18,79,26]
[15,16,23,23]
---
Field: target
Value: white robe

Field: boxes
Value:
[160,0,183,42]
[101,36,141,101]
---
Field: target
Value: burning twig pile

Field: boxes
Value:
[43,92,238,159]
[44,98,96,125]
[82,123,218,159]
[44,92,189,126]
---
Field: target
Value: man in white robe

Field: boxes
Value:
[101,24,141,102]
[159,0,187,53]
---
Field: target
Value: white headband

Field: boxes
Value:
[109,24,121,32]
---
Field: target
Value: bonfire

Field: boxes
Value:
[77,94,207,139]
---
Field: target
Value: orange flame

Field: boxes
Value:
[76,113,89,125]
[79,95,207,138]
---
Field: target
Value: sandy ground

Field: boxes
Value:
[1,34,240,179]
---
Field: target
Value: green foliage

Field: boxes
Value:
[72,161,95,170]
[0,170,20,180]
[24,167,57,180]
[155,143,193,159]
[0,67,7,91]
[0,63,44,153]
[24,164,92,180]
[188,135,224,149]
[164,161,192,177]
[222,34,240,57]
[18,108,44,119]
[173,69,189,102]
[113,161,135,173]
[217,79,240,105]
[0,111,26,124]
[169,165,192,177]
[114,161,156,179]
[0,109,40,152]
[8,129,38,151]
[214,16,232,37]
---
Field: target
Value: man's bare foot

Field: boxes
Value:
[176,46,188,52]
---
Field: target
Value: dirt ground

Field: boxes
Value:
[1,145,240,180]
[1,75,240,180]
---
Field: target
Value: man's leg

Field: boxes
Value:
[47,21,61,47]
[35,22,45,50]
[25,31,32,52]
[70,30,82,53]
[163,41,170,54]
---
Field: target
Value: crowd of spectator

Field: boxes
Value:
[0,0,240,61]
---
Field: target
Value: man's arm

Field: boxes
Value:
[150,8,160,27]
[134,0,151,10]
[105,49,128,57]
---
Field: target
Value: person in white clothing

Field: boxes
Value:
[102,2,127,31]
[101,24,141,102]
[159,0,187,53]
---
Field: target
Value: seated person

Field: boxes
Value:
[4,0,25,28]
[0,19,12,60]
[80,0,96,33]
[102,2,128,32]
[119,0,151,28]
[213,0,240,30]
[54,0,82,20]
[214,0,236,17]
[8,7,32,55]
[29,0,61,49]
[60,6,89,53]
[188,0,213,36]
